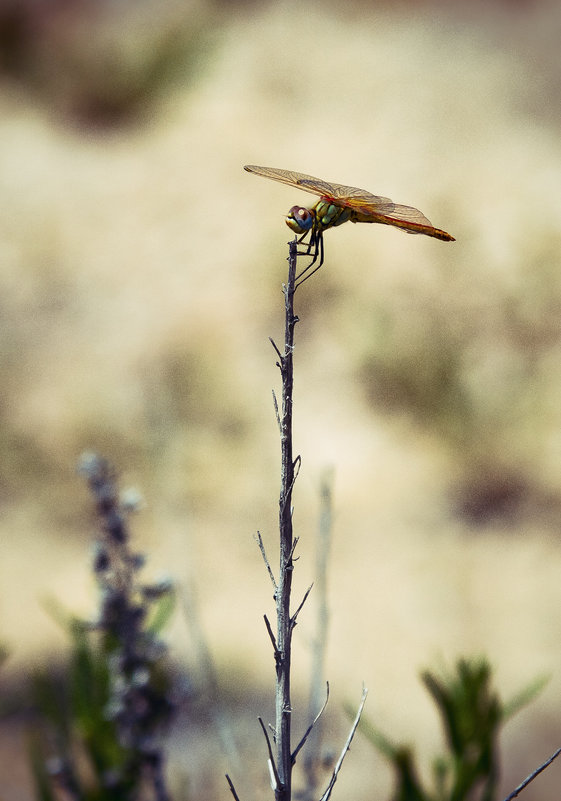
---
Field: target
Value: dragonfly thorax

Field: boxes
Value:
[285,198,352,235]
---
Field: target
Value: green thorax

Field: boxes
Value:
[312,198,352,231]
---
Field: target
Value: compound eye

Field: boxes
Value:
[286,206,314,233]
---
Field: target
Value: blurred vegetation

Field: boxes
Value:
[29,454,177,801]
[358,659,548,801]
[0,0,214,128]
[17,459,550,801]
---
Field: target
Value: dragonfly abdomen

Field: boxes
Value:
[348,209,455,241]
[372,213,455,241]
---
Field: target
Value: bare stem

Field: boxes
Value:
[319,685,368,801]
[225,774,241,801]
[303,470,334,798]
[274,237,300,801]
[501,746,561,801]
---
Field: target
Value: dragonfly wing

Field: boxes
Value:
[378,202,434,228]
[244,167,451,232]
[244,165,454,241]
[244,166,333,198]
[296,179,398,212]
[244,166,392,206]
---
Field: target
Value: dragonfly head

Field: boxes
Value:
[286,205,315,234]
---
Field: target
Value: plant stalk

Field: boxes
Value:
[275,238,299,801]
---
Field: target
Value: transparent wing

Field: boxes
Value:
[296,180,395,212]
[244,165,334,197]
[244,165,395,212]
[371,203,455,240]
[370,202,434,227]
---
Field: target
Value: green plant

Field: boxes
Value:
[357,658,548,801]
[30,453,176,801]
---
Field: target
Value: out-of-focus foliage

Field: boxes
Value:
[0,0,212,128]
[30,454,176,801]
[358,659,548,801]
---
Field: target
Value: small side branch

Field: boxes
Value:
[318,685,368,801]
[286,535,300,565]
[225,774,242,801]
[291,584,314,628]
[292,455,302,479]
[269,336,283,363]
[291,682,330,765]
[264,615,280,659]
[259,716,282,792]
[255,531,278,592]
[280,456,302,512]
[272,389,281,434]
[501,746,561,801]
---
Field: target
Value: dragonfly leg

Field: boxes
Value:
[295,250,324,288]
[295,229,324,287]
[295,229,314,257]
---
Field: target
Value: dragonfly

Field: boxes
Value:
[244,165,455,282]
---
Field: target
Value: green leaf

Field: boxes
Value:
[351,710,431,801]
[146,588,176,635]
[358,657,542,801]
[503,674,550,720]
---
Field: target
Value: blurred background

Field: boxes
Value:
[2,0,561,797]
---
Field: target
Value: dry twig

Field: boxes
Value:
[319,686,368,801]
[501,746,561,801]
